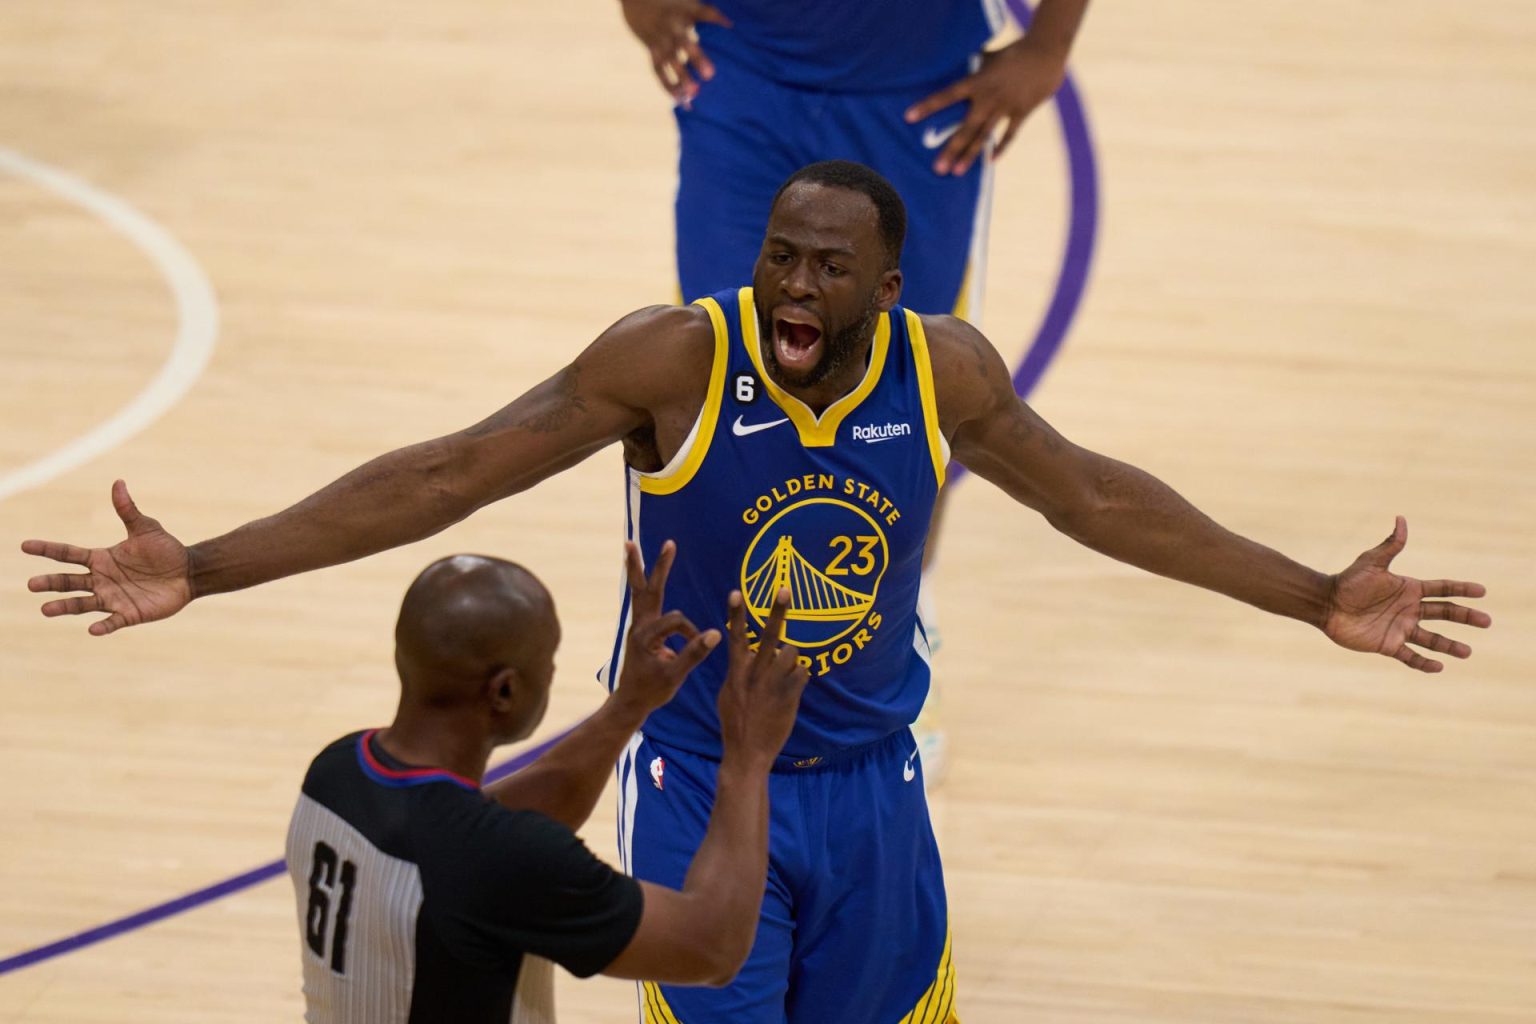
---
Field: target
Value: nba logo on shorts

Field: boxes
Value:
[649,756,665,791]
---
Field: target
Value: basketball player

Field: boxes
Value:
[286,541,809,1021]
[25,161,1489,1022]
[618,0,1094,783]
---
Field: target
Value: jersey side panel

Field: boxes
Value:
[287,794,422,1024]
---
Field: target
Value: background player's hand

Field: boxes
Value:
[717,588,810,768]
[615,540,720,712]
[22,480,192,636]
[1322,517,1491,672]
[904,35,1068,176]
[620,0,732,108]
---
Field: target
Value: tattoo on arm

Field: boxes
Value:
[1005,400,1038,447]
[970,334,991,379]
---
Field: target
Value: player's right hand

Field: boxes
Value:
[619,0,732,107]
[615,540,721,712]
[717,588,811,767]
[904,35,1069,177]
[22,480,192,636]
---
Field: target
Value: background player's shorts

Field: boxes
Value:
[618,728,958,1024]
[674,57,991,320]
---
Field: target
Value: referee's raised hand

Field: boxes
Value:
[614,540,721,713]
[717,587,811,768]
[23,480,192,636]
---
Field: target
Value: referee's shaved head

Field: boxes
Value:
[394,555,559,720]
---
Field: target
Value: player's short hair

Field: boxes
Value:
[772,161,907,271]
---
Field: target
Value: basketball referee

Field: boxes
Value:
[285,540,807,1023]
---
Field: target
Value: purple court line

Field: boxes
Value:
[949,0,1100,485]
[0,4,1099,979]
[0,728,569,976]
[1008,70,1099,403]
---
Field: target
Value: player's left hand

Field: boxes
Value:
[1322,517,1491,672]
[614,539,721,710]
[904,36,1068,177]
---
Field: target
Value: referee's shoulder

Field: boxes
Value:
[413,797,584,889]
[297,731,367,786]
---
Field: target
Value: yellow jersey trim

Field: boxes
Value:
[905,310,947,490]
[638,297,730,496]
[641,981,685,1024]
[738,286,891,449]
[897,926,960,1024]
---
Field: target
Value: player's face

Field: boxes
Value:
[753,183,902,393]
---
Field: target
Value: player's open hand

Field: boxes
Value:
[620,0,732,108]
[1322,517,1491,672]
[717,588,811,767]
[904,36,1068,177]
[22,480,192,636]
[615,540,721,712]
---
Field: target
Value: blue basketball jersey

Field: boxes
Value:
[604,287,947,762]
[700,0,1010,92]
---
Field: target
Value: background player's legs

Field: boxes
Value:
[817,87,988,316]
[624,736,799,1024]
[783,730,954,1023]
[674,61,812,303]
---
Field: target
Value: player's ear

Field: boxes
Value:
[486,667,520,713]
[876,268,902,311]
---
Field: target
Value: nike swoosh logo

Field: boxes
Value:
[922,124,961,150]
[732,415,788,437]
[903,746,918,783]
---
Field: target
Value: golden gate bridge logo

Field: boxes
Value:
[744,535,875,623]
[739,498,888,649]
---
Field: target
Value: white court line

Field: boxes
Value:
[0,147,219,502]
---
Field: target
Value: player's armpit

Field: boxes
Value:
[600,881,748,987]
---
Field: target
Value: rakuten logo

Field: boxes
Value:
[853,422,912,443]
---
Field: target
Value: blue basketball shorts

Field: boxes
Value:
[674,57,991,321]
[617,728,958,1024]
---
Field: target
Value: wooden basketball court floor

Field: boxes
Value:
[1,2,1532,1021]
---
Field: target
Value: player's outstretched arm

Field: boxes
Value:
[602,589,809,986]
[926,315,1490,672]
[22,305,715,635]
[486,540,719,830]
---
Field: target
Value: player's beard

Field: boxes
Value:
[758,292,881,391]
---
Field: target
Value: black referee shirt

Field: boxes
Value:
[286,731,643,1023]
